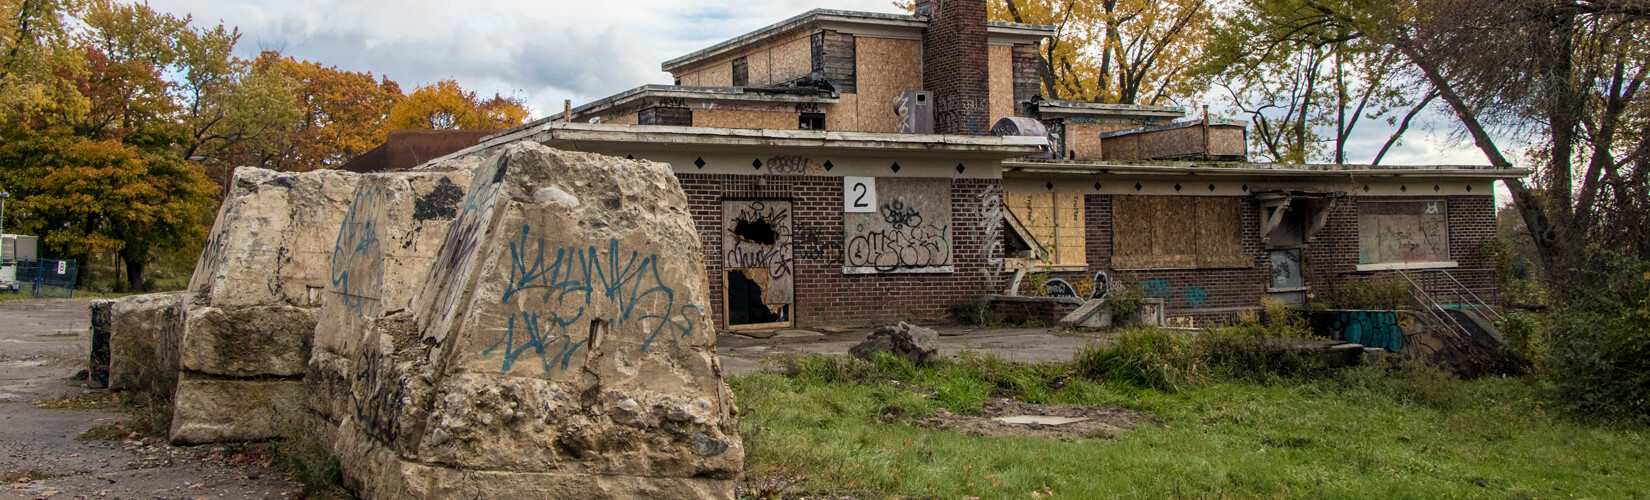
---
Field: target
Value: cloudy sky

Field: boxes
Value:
[143,0,1513,187]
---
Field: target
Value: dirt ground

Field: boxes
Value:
[0,298,297,500]
[717,325,1109,376]
[0,298,1110,499]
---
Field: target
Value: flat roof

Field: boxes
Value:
[486,85,840,141]
[434,122,1050,168]
[661,8,1057,73]
[1002,159,1532,179]
[1034,100,1188,119]
[1098,119,1249,138]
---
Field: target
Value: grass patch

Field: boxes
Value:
[270,428,354,499]
[734,351,1649,499]
[35,392,119,410]
[75,423,130,441]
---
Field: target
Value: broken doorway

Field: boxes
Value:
[722,200,793,329]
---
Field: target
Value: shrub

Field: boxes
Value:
[1076,328,1207,392]
[1544,255,1650,423]
[946,300,1008,327]
[271,427,352,499]
[1317,276,1418,310]
[1105,288,1146,326]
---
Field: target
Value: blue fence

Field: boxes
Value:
[8,259,77,298]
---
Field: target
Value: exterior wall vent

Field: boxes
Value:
[896,90,934,134]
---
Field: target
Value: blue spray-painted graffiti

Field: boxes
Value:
[485,225,705,374]
[1331,311,1407,351]
[1141,279,1212,309]
[330,186,386,312]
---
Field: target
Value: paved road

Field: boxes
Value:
[0,298,297,499]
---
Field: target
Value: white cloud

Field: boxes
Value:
[145,0,902,115]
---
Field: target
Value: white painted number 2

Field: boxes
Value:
[844,177,876,213]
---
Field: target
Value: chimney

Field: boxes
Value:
[921,0,991,135]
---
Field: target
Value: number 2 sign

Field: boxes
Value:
[844,177,876,213]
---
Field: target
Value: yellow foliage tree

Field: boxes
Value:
[997,0,1211,105]
[385,79,528,131]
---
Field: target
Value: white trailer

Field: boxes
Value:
[1,234,39,292]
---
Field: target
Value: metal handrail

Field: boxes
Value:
[1398,270,1475,341]
[1435,269,1505,322]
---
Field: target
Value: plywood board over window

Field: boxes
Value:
[1112,196,1249,270]
[1358,200,1454,270]
[844,178,954,273]
[1004,191,1086,267]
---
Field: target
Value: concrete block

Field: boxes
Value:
[169,373,305,445]
[108,292,187,392]
[179,305,316,377]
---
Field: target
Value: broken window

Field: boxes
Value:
[1358,200,1453,269]
[1004,191,1086,267]
[1111,196,1249,270]
[799,113,825,130]
[732,56,749,87]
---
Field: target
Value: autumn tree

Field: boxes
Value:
[217,52,401,171]
[385,79,528,131]
[1195,0,1416,163]
[0,0,219,290]
[991,0,1212,105]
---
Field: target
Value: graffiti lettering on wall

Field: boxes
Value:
[844,178,955,273]
[976,184,1004,267]
[723,201,794,326]
[935,95,991,135]
[421,156,507,341]
[764,156,826,176]
[1141,279,1212,309]
[352,345,403,444]
[330,186,386,312]
[487,226,706,375]
[1330,310,1411,351]
[793,222,843,262]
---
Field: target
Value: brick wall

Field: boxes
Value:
[1303,195,1500,302]
[679,173,1005,328]
[1020,193,1501,323]
[921,0,991,135]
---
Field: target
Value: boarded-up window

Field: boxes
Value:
[1359,201,1450,266]
[1112,196,1249,270]
[1005,192,1086,266]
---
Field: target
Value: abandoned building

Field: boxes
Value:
[392,0,1530,331]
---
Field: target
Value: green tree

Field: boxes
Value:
[1195,0,1415,163]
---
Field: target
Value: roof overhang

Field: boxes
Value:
[485,85,840,141]
[661,9,1055,73]
[435,123,1050,167]
[1033,100,1189,120]
[1002,160,1533,180]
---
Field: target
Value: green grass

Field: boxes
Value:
[731,353,1648,499]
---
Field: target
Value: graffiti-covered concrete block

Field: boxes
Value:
[313,164,477,364]
[337,143,741,499]
[188,168,361,308]
[169,373,305,444]
[107,292,187,392]
[179,304,316,377]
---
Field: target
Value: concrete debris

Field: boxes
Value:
[849,321,940,364]
[102,144,742,498]
[991,415,1090,426]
